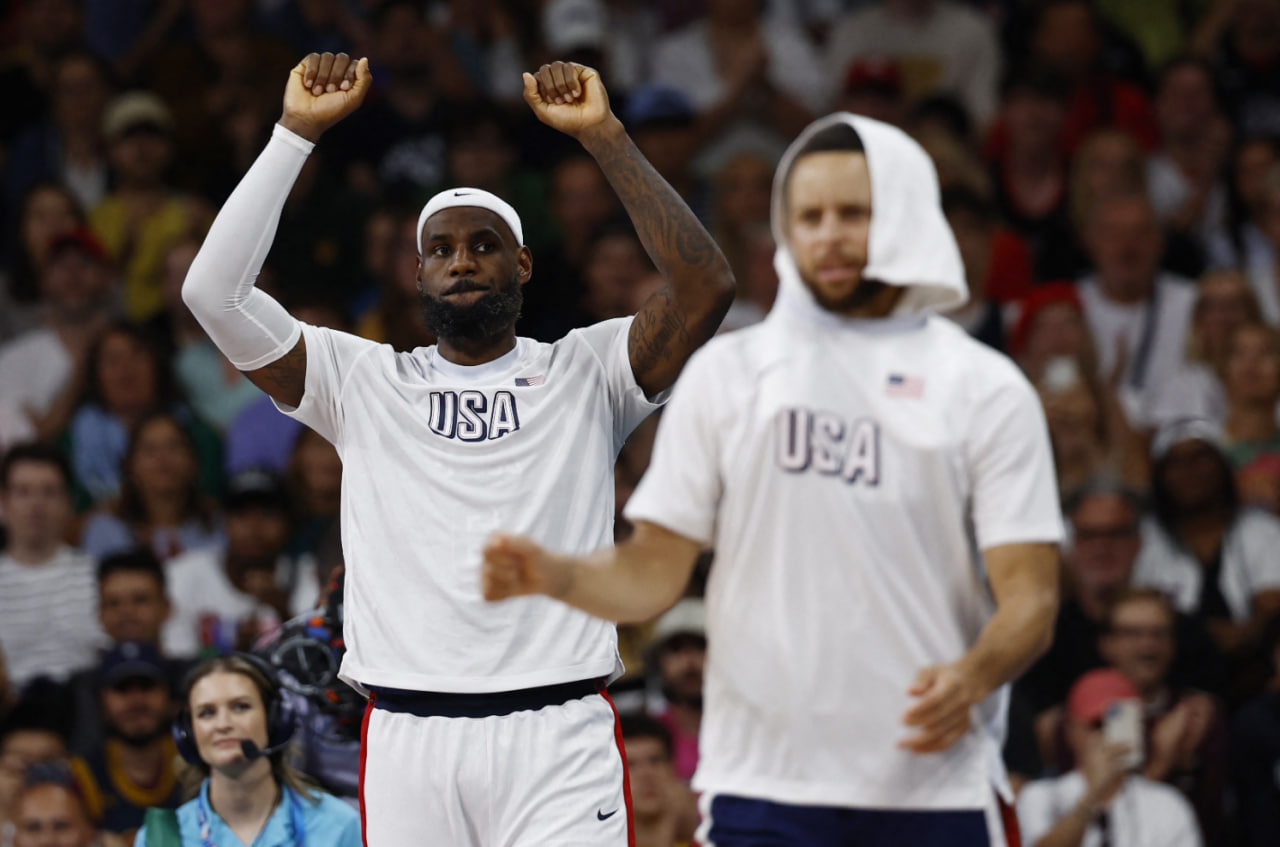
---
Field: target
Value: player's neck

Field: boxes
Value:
[437,331,518,367]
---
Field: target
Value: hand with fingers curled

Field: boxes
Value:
[480,533,574,603]
[280,51,373,142]
[899,663,985,755]
[521,61,618,141]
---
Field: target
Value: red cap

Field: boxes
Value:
[843,58,903,96]
[48,226,109,265]
[1009,281,1082,355]
[1067,669,1139,723]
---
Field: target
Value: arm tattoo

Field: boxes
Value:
[244,337,307,407]
[584,125,734,391]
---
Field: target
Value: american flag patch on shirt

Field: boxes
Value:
[885,373,924,397]
[515,375,545,387]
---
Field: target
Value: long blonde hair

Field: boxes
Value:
[177,655,319,804]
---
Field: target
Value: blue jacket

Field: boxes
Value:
[133,780,361,847]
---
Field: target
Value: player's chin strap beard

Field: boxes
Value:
[420,270,524,344]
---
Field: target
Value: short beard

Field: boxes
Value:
[420,271,524,344]
[808,277,895,314]
[109,722,168,748]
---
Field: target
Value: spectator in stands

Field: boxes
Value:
[162,468,316,658]
[80,412,223,561]
[645,598,704,784]
[987,69,1075,281]
[651,0,824,174]
[140,0,297,197]
[68,550,178,758]
[0,183,86,343]
[1019,478,1225,763]
[522,154,621,341]
[834,58,909,129]
[1220,322,1280,512]
[1147,57,1233,257]
[0,228,117,449]
[620,713,697,847]
[1151,269,1261,426]
[1134,419,1280,659]
[1011,283,1097,385]
[1231,615,1280,847]
[1066,129,1152,278]
[1195,0,1280,138]
[1208,137,1278,319]
[323,0,467,200]
[11,761,100,847]
[709,150,774,296]
[1017,669,1203,847]
[1100,588,1229,844]
[63,321,221,508]
[0,443,103,693]
[1026,0,1159,153]
[0,695,72,844]
[285,427,340,562]
[942,186,1025,351]
[74,642,180,843]
[826,0,1000,128]
[623,86,700,216]
[89,91,209,323]
[156,239,260,433]
[2,50,112,231]
[95,550,171,651]
[1077,192,1197,429]
[0,0,86,153]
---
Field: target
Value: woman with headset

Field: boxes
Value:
[133,654,361,846]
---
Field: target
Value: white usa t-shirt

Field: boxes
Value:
[625,311,1063,810]
[283,318,660,693]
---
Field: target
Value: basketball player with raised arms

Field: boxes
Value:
[181,52,734,846]
[482,113,1063,846]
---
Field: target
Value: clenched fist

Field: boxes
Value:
[280,52,372,142]
[522,62,617,141]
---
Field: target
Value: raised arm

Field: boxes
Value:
[182,53,371,408]
[523,63,736,396]
[481,521,702,624]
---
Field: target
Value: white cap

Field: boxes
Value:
[417,188,525,255]
[649,598,706,650]
[543,0,607,53]
[1151,417,1226,461]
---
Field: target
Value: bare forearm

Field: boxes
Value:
[546,524,701,624]
[957,588,1056,698]
[1033,802,1093,847]
[959,543,1059,698]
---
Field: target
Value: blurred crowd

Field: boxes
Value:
[1,0,1280,845]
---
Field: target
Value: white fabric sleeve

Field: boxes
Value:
[623,347,722,547]
[966,359,1066,550]
[568,317,668,451]
[1012,781,1061,846]
[276,322,381,449]
[181,124,312,371]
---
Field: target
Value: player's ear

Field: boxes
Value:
[517,246,533,285]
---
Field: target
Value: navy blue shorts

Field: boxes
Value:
[702,794,1018,847]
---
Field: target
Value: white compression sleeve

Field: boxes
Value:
[182,124,312,371]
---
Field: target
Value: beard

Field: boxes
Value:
[420,271,524,343]
[806,276,895,314]
[109,719,168,748]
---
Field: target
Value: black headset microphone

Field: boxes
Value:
[239,736,291,762]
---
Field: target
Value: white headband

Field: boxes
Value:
[417,188,524,255]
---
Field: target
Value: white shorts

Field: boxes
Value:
[358,682,632,846]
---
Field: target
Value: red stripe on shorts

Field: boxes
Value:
[599,684,636,847]
[358,693,375,847]
[999,793,1021,847]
